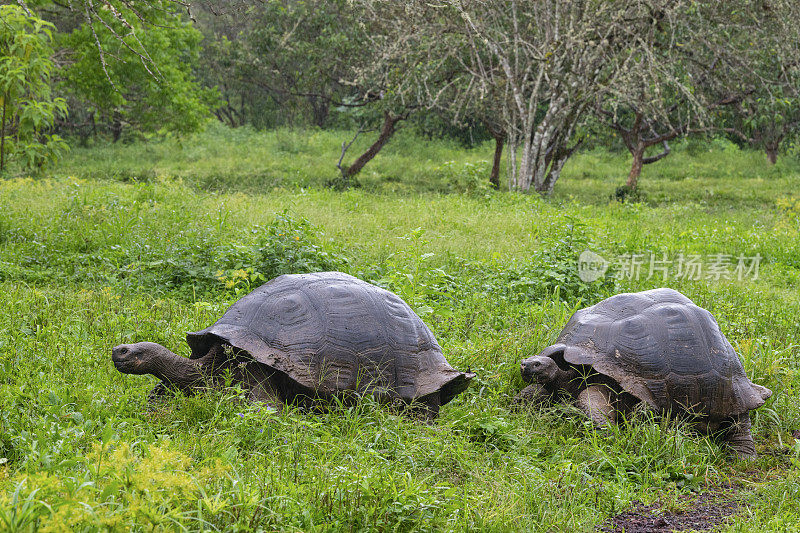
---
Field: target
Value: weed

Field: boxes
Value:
[1,128,798,531]
[434,160,493,195]
[613,184,647,203]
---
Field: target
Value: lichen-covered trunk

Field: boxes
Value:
[540,155,570,196]
[511,98,581,196]
[530,118,558,192]
[515,130,534,191]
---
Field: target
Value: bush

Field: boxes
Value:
[613,185,647,203]
[216,211,350,296]
[433,160,492,195]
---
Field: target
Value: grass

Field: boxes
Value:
[1,125,799,531]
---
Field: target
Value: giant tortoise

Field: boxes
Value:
[517,288,772,457]
[112,272,474,418]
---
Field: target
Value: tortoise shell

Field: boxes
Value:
[186,271,472,405]
[541,288,770,418]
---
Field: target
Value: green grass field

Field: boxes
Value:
[1,126,799,531]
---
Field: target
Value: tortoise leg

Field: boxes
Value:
[148,382,169,399]
[420,393,441,421]
[246,384,283,412]
[724,414,757,459]
[234,362,284,412]
[147,382,178,407]
[408,393,440,421]
[576,385,616,427]
[512,383,550,410]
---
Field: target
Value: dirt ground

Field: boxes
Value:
[600,489,740,532]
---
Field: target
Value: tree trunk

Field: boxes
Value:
[515,130,534,191]
[343,111,404,179]
[111,113,123,143]
[490,131,504,189]
[0,94,7,173]
[309,95,330,128]
[482,119,506,190]
[506,132,518,191]
[765,143,778,165]
[626,147,644,189]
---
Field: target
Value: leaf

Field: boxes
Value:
[100,421,115,444]
[99,480,122,501]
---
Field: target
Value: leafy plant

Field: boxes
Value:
[217,211,350,296]
[452,408,522,451]
[613,184,647,203]
[434,160,493,195]
[253,211,349,277]
[491,218,615,305]
[0,5,68,174]
[373,228,451,316]
[776,196,800,223]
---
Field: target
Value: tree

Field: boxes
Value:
[0,4,67,173]
[594,1,799,189]
[714,1,800,165]
[359,1,706,195]
[56,1,216,141]
[192,0,363,129]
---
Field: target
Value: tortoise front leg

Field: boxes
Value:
[512,383,551,410]
[724,414,757,459]
[576,384,617,427]
[148,382,173,404]
[403,393,441,421]
[420,393,441,421]
[235,362,284,412]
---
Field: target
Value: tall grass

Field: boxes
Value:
[1,126,799,531]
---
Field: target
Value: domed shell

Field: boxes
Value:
[542,288,770,418]
[186,272,472,405]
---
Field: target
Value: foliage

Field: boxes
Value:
[1,138,799,529]
[504,219,616,304]
[0,438,229,531]
[195,0,362,129]
[217,211,350,297]
[712,1,800,164]
[776,196,800,222]
[433,160,492,196]
[775,196,800,236]
[0,5,67,174]
[57,1,216,140]
[357,0,721,194]
[614,185,648,203]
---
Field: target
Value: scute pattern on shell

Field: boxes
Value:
[186,272,471,404]
[550,288,769,418]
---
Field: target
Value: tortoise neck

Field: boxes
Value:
[552,367,582,397]
[149,349,206,390]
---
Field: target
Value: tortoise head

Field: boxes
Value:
[112,342,173,375]
[520,355,560,385]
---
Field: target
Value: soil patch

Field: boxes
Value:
[600,489,740,532]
